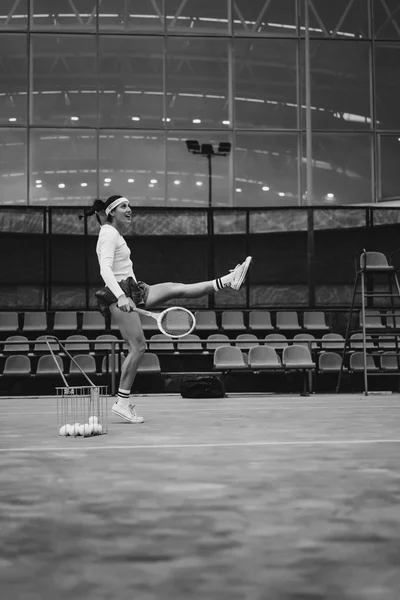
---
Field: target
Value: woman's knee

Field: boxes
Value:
[126,339,147,357]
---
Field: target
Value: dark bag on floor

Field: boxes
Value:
[180,375,225,398]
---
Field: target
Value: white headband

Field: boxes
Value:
[105,197,129,216]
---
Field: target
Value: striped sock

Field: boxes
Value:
[212,273,232,292]
[117,388,130,407]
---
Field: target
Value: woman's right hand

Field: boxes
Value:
[117,294,132,312]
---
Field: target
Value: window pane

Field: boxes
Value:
[373,0,400,40]
[31,34,97,126]
[303,40,371,130]
[303,133,373,205]
[32,0,97,30]
[379,135,400,200]
[375,43,400,130]
[0,129,27,205]
[0,0,28,29]
[234,39,298,129]
[99,36,163,128]
[99,131,165,206]
[30,130,97,205]
[233,0,297,36]
[300,0,370,39]
[234,133,299,206]
[167,131,232,207]
[99,0,164,32]
[166,0,229,33]
[0,34,28,125]
[166,38,229,128]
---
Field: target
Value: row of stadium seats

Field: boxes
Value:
[2,348,398,380]
[2,332,400,355]
[0,310,332,333]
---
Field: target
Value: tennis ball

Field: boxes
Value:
[82,423,91,437]
[59,425,69,436]
[93,423,103,435]
[88,415,98,425]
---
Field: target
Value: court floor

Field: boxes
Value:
[1,393,400,600]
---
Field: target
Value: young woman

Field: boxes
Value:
[88,195,252,424]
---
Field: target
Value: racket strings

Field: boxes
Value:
[160,309,195,337]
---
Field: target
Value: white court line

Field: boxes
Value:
[1,439,400,452]
[1,404,400,416]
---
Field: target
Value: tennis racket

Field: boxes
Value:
[133,306,196,338]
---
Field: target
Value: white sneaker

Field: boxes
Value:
[111,401,144,423]
[228,256,253,291]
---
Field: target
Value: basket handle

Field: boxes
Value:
[44,335,96,388]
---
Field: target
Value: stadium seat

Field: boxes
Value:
[264,333,288,350]
[53,311,78,331]
[23,312,47,332]
[349,333,375,350]
[276,311,301,331]
[282,345,316,370]
[65,335,90,353]
[380,352,400,372]
[321,333,345,350]
[359,310,384,329]
[94,334,120,352]
[137,353,161,374]
[34,336,59,353]
[221,311,245,331]
[377,335,399,350]
[235,333,259,350]
[303,312,329,331]
[177,334,203,351]
[318,352,344,373]
[68,354,96,375]
[248,346,282,370]
[35,354,63,376]
[81,311,105,331]
[349,352,378,372]
[3,335,30,354]
[248,310,273,331]
[206,334,231,351]
[213,346,247,370]
[148,334,174,351]
[194,311,218,331]
[0,312,18,332]
[293,333,317,350]
[2,355,31,377]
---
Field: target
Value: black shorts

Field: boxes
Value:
[95,277,150,319]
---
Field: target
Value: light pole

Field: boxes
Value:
[185,140,231,207]
[185,140,231,309]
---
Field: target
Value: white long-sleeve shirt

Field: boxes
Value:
[96,224,137,298]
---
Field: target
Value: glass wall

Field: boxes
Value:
[1,0,400,207]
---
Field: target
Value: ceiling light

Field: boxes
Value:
[131,116,140,121]
[162,117,171,122]
[192,118,201,124]
[150,179,157,184]
[36,184,42,188]
[326,192,334,199]
[236,188,242,193]
[104,178,111,183]
[262,186,270,191]
[36,179,42,184]
[70,116,79,121]
[104,183,110,187]
[81,182,88,187]
[8,117,17,122]
[174,180,181,185]
[222,120,230,125]
[196,181,203,186]
[278,192,285,197]
[58,183,65,188]
[128,178,135,183]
